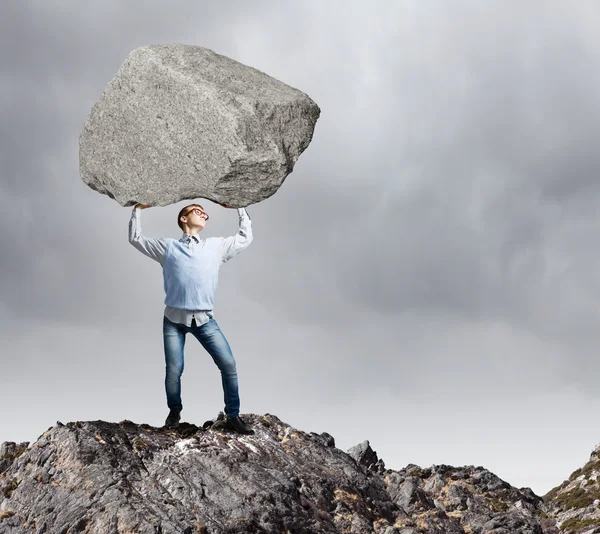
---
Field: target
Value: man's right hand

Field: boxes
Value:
[135,204,151,209]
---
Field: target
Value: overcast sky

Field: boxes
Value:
[2,0,600,496]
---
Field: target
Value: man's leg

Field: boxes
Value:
[190,318,240,418]
[163,316,186,416]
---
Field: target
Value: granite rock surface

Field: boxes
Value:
[79,44,320,208]
[0,414,568,534]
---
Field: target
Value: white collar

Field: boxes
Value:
[180,233,200,243]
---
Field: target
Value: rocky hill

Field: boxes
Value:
[0,413,596,533]
[543,444,600,533]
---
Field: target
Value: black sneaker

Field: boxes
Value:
[165,410,181,429]
[225,415,254,435]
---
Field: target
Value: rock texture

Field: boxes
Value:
[382,463,546,534]
[544,443,600,533]
[79,44,320,208]
[0,414,566,534]
[347,440,386,475]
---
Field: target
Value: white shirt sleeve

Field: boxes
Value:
[128,207,169,265]
[219,208,253,264]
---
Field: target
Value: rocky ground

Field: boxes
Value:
[543,444,600,533]
[0,414,597,533]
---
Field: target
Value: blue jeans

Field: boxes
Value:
[162,316,240,417]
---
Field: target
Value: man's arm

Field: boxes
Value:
[128,204,168,264]
[220,208,253,264]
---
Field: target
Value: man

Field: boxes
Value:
[128,202,254,434]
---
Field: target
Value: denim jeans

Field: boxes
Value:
[162,316,240,417]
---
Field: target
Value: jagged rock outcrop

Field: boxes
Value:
[347,440,386,474]
[79,44,320,208]
[544,443,600,533]
[0,415,395,533]
[0,414,563,533]
[381,462,546,533]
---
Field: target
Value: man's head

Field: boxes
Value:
[178,204,209,233]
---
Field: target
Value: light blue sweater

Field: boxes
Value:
[129,207,253,319]
[162,238,222,310]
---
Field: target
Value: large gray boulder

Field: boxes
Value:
[79,44,320,208]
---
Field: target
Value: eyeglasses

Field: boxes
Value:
[184,207,209,220]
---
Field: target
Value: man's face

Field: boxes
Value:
[181,206,209,230]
